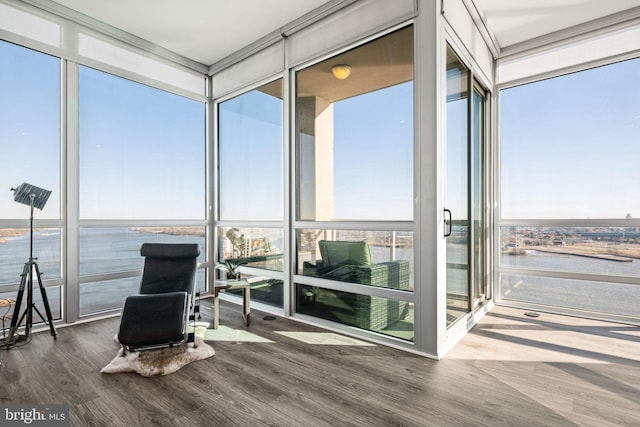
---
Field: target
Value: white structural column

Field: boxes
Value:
[413,0,442,357]
[297,96,334,221]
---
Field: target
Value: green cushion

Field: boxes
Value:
[318,240,371,267]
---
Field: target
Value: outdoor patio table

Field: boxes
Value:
[213,279,250,329]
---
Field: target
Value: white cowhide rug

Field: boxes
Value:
[101,324,214,377]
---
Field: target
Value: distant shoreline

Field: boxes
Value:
[505,243,640,262]
[0,229,30,243]
[533,248,633,262]
[0,227,205,244]
[129,227,205,237]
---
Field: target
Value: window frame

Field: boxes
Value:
[291,23,417,339]
[213,76,287,310]
[496,57,640,325]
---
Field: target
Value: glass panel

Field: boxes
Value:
[80,227,205,276]
[80,276,139,316]
[446,46,470,325]
[296,26,414,221]
[0,228,61,284]
[226,275,283,309]
[217,227,284,272]
[472,86,485,306]
[79,66,205,220]
[80,269,207,316]
[501,226,640,277]
[500,57,640,220]
[295,284,413,341]
[0,41,60,220]
[297,229,414,291]
[500,274,640,318]
[0,286,61,324]
[218,80,283,220]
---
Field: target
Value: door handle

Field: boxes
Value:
[444,208,452,237]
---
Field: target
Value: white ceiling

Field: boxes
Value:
[48,0,640,66]
[50,0,333,66]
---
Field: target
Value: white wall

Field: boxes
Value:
[498,19,640,86]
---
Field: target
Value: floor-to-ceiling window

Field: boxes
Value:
[294,26,415,341]
[1,0,208,327]
[1,0,497,356]
[216,79,284,308]
[78,66,206,316]
[0,40,62,319]
[499,57,640,321]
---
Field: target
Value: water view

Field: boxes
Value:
[0,227,206,317]
[500,226,640,318]
[2,227,638,321]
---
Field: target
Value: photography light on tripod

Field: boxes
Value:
[2,182,57,348]
[11,182,51,210]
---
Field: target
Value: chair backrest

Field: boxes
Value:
[139,243,200,295]
[318,240,372,267]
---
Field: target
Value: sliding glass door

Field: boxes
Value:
[445,45,487,326]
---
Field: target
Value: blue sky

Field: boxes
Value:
[1,40,205,220]
[2,37,413,223]
[446,97,468,219]
[220,81,414,222]
[501,57,640,219]
[5,37,638,224]
[218,88,283,221]
[79,66,205,219]
[333,82,414,220]
[0,41,60,219]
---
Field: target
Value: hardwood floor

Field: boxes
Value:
[1,302,638,426]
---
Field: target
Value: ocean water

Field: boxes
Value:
[0,228,206,317]
[0,228,205,284]
[503,248,640,277]
[0,229,62,284]
[499,248,640,317]
[1,231,638,319]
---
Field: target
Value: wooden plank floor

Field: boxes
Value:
[1,302,638,426]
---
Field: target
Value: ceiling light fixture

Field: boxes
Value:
[331,64,352,80]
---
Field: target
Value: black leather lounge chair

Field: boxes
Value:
[117,243,200,353]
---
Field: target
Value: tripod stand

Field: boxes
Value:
[4,192,56,348]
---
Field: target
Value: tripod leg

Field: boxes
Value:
[34,263,57,339]
[6,263,29,345]
[25,262,34,337]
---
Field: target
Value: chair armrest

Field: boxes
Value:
[317,260,410,290]
[302,261,318,276]
[303,260,334,276]
[353,260,410,290]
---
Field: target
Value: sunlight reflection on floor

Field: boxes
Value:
[203,325,274,343]
[445,307,640,364]
[275,331,376,346]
